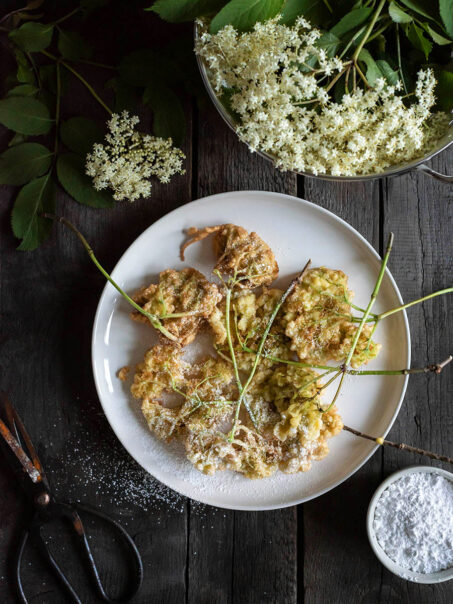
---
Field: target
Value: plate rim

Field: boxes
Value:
[91,190,411,511]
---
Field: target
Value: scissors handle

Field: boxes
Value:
[16,503,143,604]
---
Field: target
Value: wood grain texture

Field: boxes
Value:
[187,104,298,604]
[302,179,384,604]
[380,148,453,604]
[0,2,453,603]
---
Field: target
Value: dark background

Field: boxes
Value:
[0,1,452,602]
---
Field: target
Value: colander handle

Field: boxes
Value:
[416,164,453,183]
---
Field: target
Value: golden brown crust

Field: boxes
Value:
[126,228,379,479]
[181,224,279,288]
[131,267,222,346]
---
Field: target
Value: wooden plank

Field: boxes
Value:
[188,104,298,604]
[0,6,192,602]
[380,148,453,604]
[302,177,383,604]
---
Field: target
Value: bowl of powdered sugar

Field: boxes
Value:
[367,466,453,583]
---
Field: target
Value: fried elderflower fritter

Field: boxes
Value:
[132,344,236,441]
[283,267,381,368]
[185,424,281,478]
[131,267,221,346]
[180,224,279,288]
[127,225,384,480]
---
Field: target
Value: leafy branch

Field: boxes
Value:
[1,1,196,250]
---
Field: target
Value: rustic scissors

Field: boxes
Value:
[0,394,143,603]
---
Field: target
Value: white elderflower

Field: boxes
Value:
[196,17,450,176]
[86,111,185,201]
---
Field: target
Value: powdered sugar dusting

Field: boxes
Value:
[373,472,453,574]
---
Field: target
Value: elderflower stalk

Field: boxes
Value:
[228,260,311,441]
[324,234,394,413]
[197,17,450,176]
[42,214,178,342]
[86,112,185,202]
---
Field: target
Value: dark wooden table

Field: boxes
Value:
[1,2,452,603]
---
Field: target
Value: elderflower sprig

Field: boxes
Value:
[85,111,185,202]
[196,17,450,177]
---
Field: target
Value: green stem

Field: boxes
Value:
[42,214,178,342]
[347,355,453,375]
[228,261,312,441]
[378,288,453,320]
[54,6,81,25]
[74,58,115,70]
[324,371,346,412]
[241,346,336,371]
[353,0,387,62]
[225,288,243,393]
[41,50,113,115]
[345,233,393,367]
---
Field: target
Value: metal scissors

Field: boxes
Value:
[0,394,143,603]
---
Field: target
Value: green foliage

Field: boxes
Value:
[439,0,453,38]
[388,2,412,24]
[330,7,373,38]
[0,97,53,135]
[57,154,114,208]
[9,22,54,52]
[143,85,186,146]
[436,70,453,111]
[11,174,56,251]
[7,84,38,97]
[405,22,433,59]
[280,0,328,27]
[150,0,226,22]
[210,0,285,33]
[60,117,104,155]
[58,29,92,61]
[0,143,53,185]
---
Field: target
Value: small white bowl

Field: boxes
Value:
[367,465,453,584]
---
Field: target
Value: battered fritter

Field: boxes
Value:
[128,225,380,479]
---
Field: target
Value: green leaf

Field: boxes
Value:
[399,0,440,22]
[358,49,382,87]
[57,153,114,208]
[58,29,92,61]
[8,133,28,147]
[439,0,453,38]
[0,97,53,135]
[424,23,452,45]
[150,0,226,22]
[210,0,284,34]
[80,0,110,14]
[60,117,104,155]
[11,174,55,251]
[316,32,341,57]
[330,7,373,38]
[405,22,433,58]
[15,50,35,85]
[9,22,53,52]
[279,0,328,26]
[0,143,53,186]
[388,2,412,23]
[143,85,186,146]
[436,70,453,111]
[376,60,399,85]
[118,50,177,87]
[7,84,38,97]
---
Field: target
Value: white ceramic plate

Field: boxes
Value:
[92,191,410,510]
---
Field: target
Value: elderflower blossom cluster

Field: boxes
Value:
[196,17,450,176]
[86,112,185,201]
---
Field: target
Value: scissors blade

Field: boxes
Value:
[0,418,42,484]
